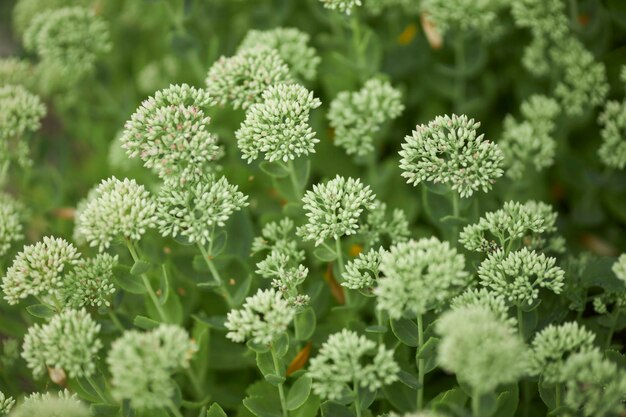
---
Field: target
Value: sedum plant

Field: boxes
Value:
[319,0,362,14]
[598,99,626,170]
[8,391,88,417]
[0,193,25,257]
[328,78,404,157]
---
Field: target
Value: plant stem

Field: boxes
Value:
[334,238,351,305]
[555,383,562,409]
[168,401,185,417]
[605,305,621,349]
[416,313,425,411]
[107,310,125,332]
[125,239,168,322]
[86,375,110,404]
[354,381,362,417]
[196,242,235,308]
[287,160,302,200]
[350,15,364,77]
[450,191,460,242]
[454,35,466,113]
[472,390,481,417]
[186,368,204,400]
[270,345,288,417]
[517,306,524,340]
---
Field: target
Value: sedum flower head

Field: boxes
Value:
[225,288,295,345]
[75,176,157,251]
[319,0,362,14]
[62,253,117,308]
[252,218,304,264]
[156,174,248,246]
[298,176,376,246]
[437,306,528,394]
[451,287,515,328]
[22,308,101,379]
[460,200,557,252]
[308,329,399,401]
[9,390,88,417]
[561,348,626,417]
[107,325,196,410]
[0,193,25,257]
[205,46,292,109]
[0,84,46,141]
[0,58,34,88]
[500,95,560,179]
[478,247,565,306]
[328,78,404,156]
[529,322,595,383]
[23,7,110,82]
[238,27,320,81]
[360,201,411,245]
[421,0,508,36]
[376,237,469,318]
[400,114,504,198]
[0,391,14,416]
[121,84,222,182]
[236,83,321,163]
[342,246,385,290]
[598,99,626,170]
[2,236,80,305]
[614,254,626,284]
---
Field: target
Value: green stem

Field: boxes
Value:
[270,345,288,417]
[555,383,562,409]
[335,238,345,276]
[416,313,424,411]
[186,368,204,400]
[196,242,234,308]
[517,306,525,340]
[168,401,185,417]
[354,381,362,417]
[350,15,364,77]
[454,35,466,113]
[472,390,481,417]
[605,305,621,349]
[86,375,110,404]
[107,310,125,332]
[287,160,302,200]
[125,240,168,322]
[421,186,432,222]
[450,191,460,242]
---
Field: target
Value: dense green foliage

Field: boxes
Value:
[0,0,626,417]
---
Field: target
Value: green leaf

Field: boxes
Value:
[429,387,468,408]
[357,386,376,409]
[313,246,337,262]
[274,333,290,358]
[133,315,160,330]
[538,379,557,410]
[265,374,286,386]
[233,272,252,306]
[206,403,227,417]
[365,325,387,334]
[130,260,151,275]
[113,265,145,294]
[320,401,355,417]
[416,337,440,359]
[383,381,416,412]
[90,404,120,417]
[26,304,55,319]
[286,375,312,410]
[243,396,282,417]
[390,317,419,347]
[247,340,270,353]
[192,314,226,330]
[210,231,228,257]
[494,384,519,417]
[259,161,290,178]
[193,255,210,272]
[256,351,275,377]
[294,307,316,341]
[159,265,170,305]
[397,370,420,389]
[474,391,498,417]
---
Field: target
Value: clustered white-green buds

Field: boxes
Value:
[0,193,25,257]
[561,348,626,417]
[0,85,46,171]
[2,236,80,305]
[499,95,560,179]
[319,0,362,14]
[376,237,469,318]
[205,46,292,109]
[120,84,223,182]
[308,329,399,401]
[436,306,528,394]
[75,176,157,251]
[22,308,101,379]
[328,78,404,156]
[23,6,110,84]
[478,247,565,306]
[156,174,248,246]
[598,99,626,170]
[399,114,504,198]
[107,325,196,410]
[225,288,295,345]
[253,218,304,265]
[528,322,595,383]
[614,254,626,284]
[0,57,34,87]
[62,253,117,308]
[421,0,507,37]
[8,390,88,417]
[460,200,557,253]
[236,83,321,163]
[342,247,384,290]
[451,287,516,328]
[0,391,14,416]
[238,27,320,81]
[360,201,411,245]
[298,176,376,246]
